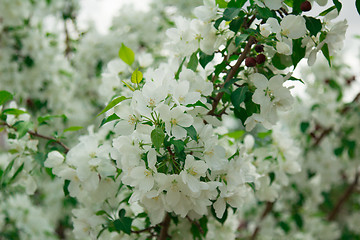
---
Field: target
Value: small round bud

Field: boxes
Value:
[254,44,264,53]
[245,57,257,67]
[300,1,311,12]
[256,54,266,64]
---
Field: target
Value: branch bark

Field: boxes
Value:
[1,122,70,153]
[327,172,359,221]
[158,213,171,240]
[208,35,256,116]
[250,201,274,240]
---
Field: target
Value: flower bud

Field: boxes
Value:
[256,54,266,64]
[254,44,264,53]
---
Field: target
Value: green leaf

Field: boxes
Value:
[0,157,16,185]
[187,52,198,71]
[0,91,13,106]
[291,38,306,68]
[258,130,272,139]
[63,126,83,133]
[13,121,33,139]
[231,86,248,110]
[170,138,186,155]
[357,0,360,16]
[291,0,302,14]
[224,130,245,139]
[272,53,292,70]
[223,8,241,21]
[182,125,198,141]
[269,172,276,185]
[97,96,128,116]
[304,16,322,37]
[151,127,165,149]
[235,34,249,46]
[2,108,27,116]
[118,43,135,66]
[8,163,24,184]
[319,6,336,16]
[38,114,67,125]
[332,0,342,12]
[255,6,275,20]
[321,43,331,66]
[229,15,244,32]
[100,113,120,127]
[175,57,186,79]
[228,0,247,8]
[300,122,310,133]
[110,211,133,235]
[131,69,143,84]
[216,0,228,8]
[199,52,214,68]
[186,100,210,110]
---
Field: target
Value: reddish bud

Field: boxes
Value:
[254,44,264,53]
[300,1,312,12]
[256,54,266,64]
[245,57,257,67]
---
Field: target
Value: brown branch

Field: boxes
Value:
[64,20,72,57]
[186,216,204,235]
[1,122,70,153]
[158,213,171,240]
[327,172,359,221]
[208,35,256,116]
[250,201,274,240]
[312,127,332,147]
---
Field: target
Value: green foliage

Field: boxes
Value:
[108,209,133,235]
[182,125,198,141]
[12,121,33,138]
[97,96,128,117]
[332,0,342,13]
[231,86,248,110]
[223,8,241,21]
[292,38,306,68]
[0,90,13,106]
[357,0,360,15]
[151,127,165,149]
[304,16,322,37]
[235,33,249,46]
[131,69,143,84]
[100,113,120,127]
[300,122,310,133]
[187,52,199,71]
[199,52,214,68]
[227,0,247,8]
[118,43,135,66]
[319,6,336,16]
[63,126,83,133]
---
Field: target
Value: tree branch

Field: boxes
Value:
[158,213,171,240]
[208,35,256,116]
[1,122,70,153]
[250,201,274,240]
[327,172,359,221]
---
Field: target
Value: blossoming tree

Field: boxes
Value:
[0,0,359,239]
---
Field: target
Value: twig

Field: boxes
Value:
[250,202,274,240]
[327,172,359,221]
[158,213,171,240]
[131,226,155,234]
[64,20,72,57]
[208,35,256,116]
[186,216,204,235]
[1,122,70,153]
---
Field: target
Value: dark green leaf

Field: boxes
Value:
[255,6,275,20]
[231,86,248,110]
[8,163,24,184]
[223,8,241,21]
[332,0,342,12]
[199,52,214,69]
[300,122,310,133]
[182,125,198,141]
[214,17,224,30]
[291,0,302,14]
[228,0,247,8]
[97,96,128,116]
[118,43,135,66]
[0,91,13,106]
[175,57,186,79]
[278,221,291,233]
[100,113,120,127]
[357,0,360,15]
[293,213,303,229]
[187,52,198,71]
[229,16,244,32]
[235,34,249,46]
[304,16,322,37]
[319,6,336,16]
[170,138,185,154]
[272,53,292,70]
[151,127,165,149]
[38,114,67,125]
[186,100,210,110]
[269,172,275,185]
[247,182,256,192]
[291,38,306,68]
[321,43,331,66]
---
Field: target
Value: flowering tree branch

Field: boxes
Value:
[0,122,70,153]
[208,35,256,117]
[327,172,359,221]
[158,213,171,240]
[250,201,274,240]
